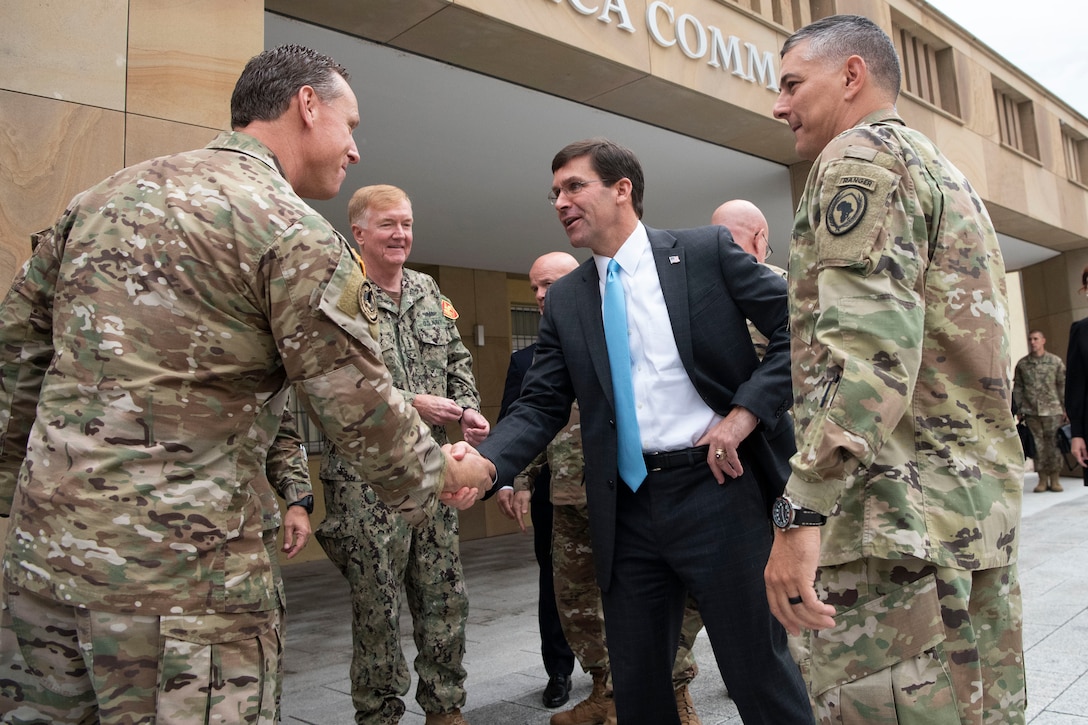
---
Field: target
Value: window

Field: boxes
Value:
[510,304,540,352]
[1062,123,1088,185]
[718,0,811,30]
[993,80,1039,159]
[892,18,960,116]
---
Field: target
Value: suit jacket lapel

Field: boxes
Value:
[650,229,696,378]
[575,260,615,411]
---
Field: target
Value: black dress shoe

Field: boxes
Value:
[542,673,572,708]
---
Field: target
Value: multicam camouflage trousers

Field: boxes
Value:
[551,503,700,689]
[316,482,467,724]
[804,557,1025,725]
[0,582,282,725]
[1025,414,1065,475]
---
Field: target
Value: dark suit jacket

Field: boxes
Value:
[499,344,536,420]
[478,225,794,590]
[1067,318,1088,438]
[491,343,552,502]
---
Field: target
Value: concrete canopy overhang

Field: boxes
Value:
[265,2,1062,274]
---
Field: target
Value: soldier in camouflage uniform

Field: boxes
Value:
[261,407,316,717]
[0,46,491,725]
[765,16,1025,725]
[1014,330,1067,492]
[261,408,315,569]
[317,185,488,725]
[501,252,702,725]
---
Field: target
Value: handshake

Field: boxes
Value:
[439,441,496,510]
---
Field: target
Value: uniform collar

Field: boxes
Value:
[206,131,287,180]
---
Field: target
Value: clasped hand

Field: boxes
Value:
[439,441,496,510]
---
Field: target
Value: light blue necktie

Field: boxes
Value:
[603,259,647,491]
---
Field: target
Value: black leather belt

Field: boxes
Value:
[643,445,710,472]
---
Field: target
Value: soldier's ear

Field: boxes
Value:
[296,85,320,129]
[842,55,867,101]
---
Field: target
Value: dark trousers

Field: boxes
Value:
[601,463,811,724]
[533,467,575,678]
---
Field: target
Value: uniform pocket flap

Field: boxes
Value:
[161,609,279,645]
[809,572,944,696]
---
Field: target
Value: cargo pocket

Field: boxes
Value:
[159,609,282,725]
[809,573,960,724]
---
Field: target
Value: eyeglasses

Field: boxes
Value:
[759,229,773,257]
[548,179,605,206]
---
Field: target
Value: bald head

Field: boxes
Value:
[712,199,770,263]
[530,252,580,314]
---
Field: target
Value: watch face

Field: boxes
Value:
[771,497,793,529]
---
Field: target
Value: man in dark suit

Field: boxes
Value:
[473,139,809,724]
[494,253,580,709]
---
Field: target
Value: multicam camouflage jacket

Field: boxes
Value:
[259,406,313,534]
[786,109,1024,571]
[1013,351,1066,417]
[320,267,479,487]
[0,131,443,616]
[513,402,585,506]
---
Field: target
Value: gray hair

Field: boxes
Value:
[782,15,901,100]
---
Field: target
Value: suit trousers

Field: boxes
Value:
[531,469,575,678]
[600,462,811,724]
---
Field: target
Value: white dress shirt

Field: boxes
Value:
[594,223,721,452]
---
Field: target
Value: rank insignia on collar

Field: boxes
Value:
[359,278,379,323]
[441,299,459,320]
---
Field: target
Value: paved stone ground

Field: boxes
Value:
[281,471,1088,724]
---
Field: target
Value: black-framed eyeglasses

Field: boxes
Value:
[548,179,604,206]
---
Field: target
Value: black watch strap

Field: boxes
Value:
[792,507,827,526]
[772,495,827,529]
[288,494,314,515]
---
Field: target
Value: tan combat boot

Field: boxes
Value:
[551,672,614,725]
[598,684,700,725]
[424,709,470,725]
[1050,472,1065,492]
[1033,475,1047,492]
[675,684,702,725]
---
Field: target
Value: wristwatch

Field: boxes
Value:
[771,495,827,530]
[288,494,314,515]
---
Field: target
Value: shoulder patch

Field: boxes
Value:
[360,278,379,323]
[338,266,364,318]
[843,145,879,162]
[441,298,458,320]
[836,175,877,192]
[825,186,868,236]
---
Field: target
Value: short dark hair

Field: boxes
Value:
[230,44,350,129]
[782,15,901,100]
[552,138,645,219]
